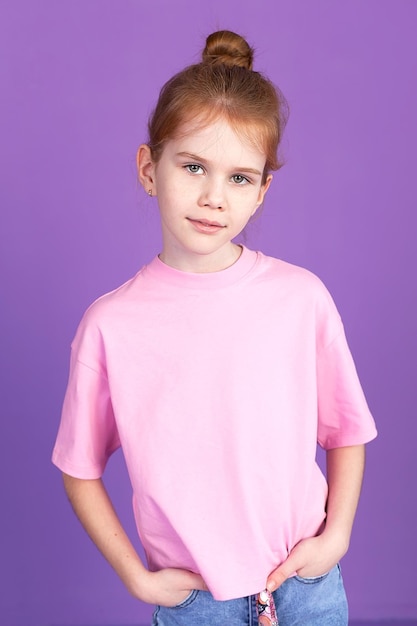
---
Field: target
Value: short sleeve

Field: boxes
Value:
[52,317,120,478]
[317,328,377,449]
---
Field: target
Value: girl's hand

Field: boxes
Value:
[139,567,208,607]
[266,531,348,592]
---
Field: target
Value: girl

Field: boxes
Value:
[52,30,377,625]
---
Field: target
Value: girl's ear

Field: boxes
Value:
[137,144,157,196]
[252,174,273,215]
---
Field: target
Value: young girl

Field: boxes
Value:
[52,30,377,625]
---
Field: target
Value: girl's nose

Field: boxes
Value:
[199,179,225,210]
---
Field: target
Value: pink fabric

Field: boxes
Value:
[52,247,377,600]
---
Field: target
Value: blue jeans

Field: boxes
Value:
[151,564,348,625]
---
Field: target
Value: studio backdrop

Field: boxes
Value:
[1,1,416,624]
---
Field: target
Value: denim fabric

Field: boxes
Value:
[271,564,348,625]
[151,564,348,625]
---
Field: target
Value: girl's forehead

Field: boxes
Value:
[171,117,267,162]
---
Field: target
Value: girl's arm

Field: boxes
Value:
[62,474,207,606]
[266,444,366,591]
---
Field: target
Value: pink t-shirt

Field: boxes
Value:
[52,247,377,600]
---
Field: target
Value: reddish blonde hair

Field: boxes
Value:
[147,30,289,182]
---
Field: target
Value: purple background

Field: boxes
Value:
[1,1,416,624]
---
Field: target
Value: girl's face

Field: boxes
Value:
[138,118,272,272]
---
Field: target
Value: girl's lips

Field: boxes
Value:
[187,218,226,234]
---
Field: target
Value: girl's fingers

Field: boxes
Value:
[194,576,209,591]
[266,543,309,591]
[185,571,208,591]
[266,556,297,591]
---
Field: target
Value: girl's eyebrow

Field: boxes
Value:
[176,151,262,176]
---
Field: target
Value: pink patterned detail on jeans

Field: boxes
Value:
[257,589,278,625]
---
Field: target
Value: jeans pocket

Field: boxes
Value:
[294,569,332,584]
[174,588,200,608]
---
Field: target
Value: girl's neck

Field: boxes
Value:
[158,243,243,274]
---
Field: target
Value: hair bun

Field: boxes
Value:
[202,30,254,70]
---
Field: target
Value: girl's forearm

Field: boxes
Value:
[324,444,366,550]
[62,474,149,599]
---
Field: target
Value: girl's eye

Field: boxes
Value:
[232,174,250,185]
[185,164,204,175]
